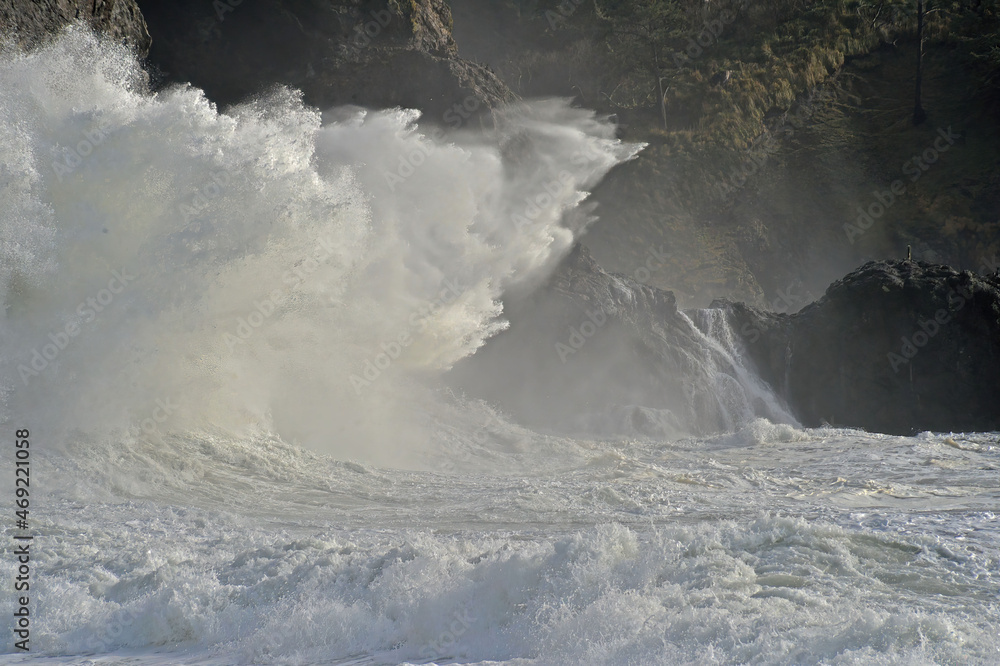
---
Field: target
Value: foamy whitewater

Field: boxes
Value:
[0,30,998,665]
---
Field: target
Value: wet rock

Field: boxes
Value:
[0,0,150,54]
[449,244,788,436]
[138,0,512,119]
[719,260,1000,434]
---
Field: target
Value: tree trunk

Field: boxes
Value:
[658,76,667,130]
[913,0,927,124]
[652,38,667,130]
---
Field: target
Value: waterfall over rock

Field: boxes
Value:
[448,244,797,437]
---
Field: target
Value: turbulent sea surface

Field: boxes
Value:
[1,30,998,665]
[3,423,999,664]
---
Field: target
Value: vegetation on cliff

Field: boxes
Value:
[452,0,1000,306]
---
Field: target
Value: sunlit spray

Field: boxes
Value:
[0,28,641,466]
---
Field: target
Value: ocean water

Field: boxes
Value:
[3,421,999,665]
[0,29,998,665]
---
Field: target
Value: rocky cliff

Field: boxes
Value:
[1,0,510,121]
[452,251,1000,437]
[138,0,513,120]
[719,260,1000,434]
[451,2,1000,310]
[448,244,791,438]
[0,0,150,53]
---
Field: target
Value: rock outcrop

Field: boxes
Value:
[448,244,791,437]
[138,0,513,120]
[719,260,1000,434]
[0,0,150,53]
[453,252,1000,438]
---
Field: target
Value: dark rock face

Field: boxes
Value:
[448,244,788,437]
[719,260,1000,434]
[138,0,512,119]
[0,0,150,53]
